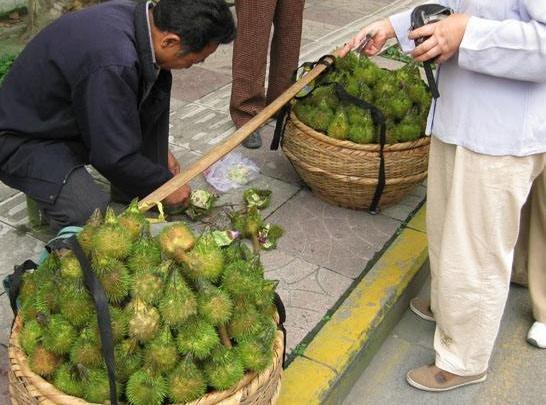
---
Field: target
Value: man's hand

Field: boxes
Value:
[409,14,470,64]
[164,151,189,207]
[167,150,181,176]
[164,183,191,208]
[346,19,396,57]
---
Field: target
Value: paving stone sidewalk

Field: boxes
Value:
[0,0,425,401]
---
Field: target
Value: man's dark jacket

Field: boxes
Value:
[0,0,173,203]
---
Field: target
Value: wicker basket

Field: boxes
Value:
[282,112,430,210]
[8,316,284,405]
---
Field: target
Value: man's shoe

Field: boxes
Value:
[527,321,546,348]
[242,132,262,149]
[409,297,435,322]
[406,364,487,392]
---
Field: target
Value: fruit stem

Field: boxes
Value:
[218,325,232,348]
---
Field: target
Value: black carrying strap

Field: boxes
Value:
[271,55,336,151]
[331,83,387,214]
[8,260,37,317]
[273,292,287,367]
[66,236,118,405]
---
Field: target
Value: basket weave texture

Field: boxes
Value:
[8,316,284,405]
[282,112,430,210]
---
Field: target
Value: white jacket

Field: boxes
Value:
[390,1,546,156]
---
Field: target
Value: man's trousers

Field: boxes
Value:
[426,136,546,375]
[230,0,305,128]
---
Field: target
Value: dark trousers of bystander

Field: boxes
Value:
[230,0,305,128]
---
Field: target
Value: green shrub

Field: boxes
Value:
[0,53,18,83]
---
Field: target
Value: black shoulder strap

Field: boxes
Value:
[271,55,336,151]
[8,260,37,317]
[331,84,387,214]
[67,236,118,405]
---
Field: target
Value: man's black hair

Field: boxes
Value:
[152,0,236,53]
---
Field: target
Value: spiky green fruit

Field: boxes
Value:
[176,317,220,360]
[177,232,224,282]
[252,279,278,310]
[20,297,39,324]
[126,370,168,405]
[327,108,350,140]
[92,207,132,260]
[19,273,37,304]
[59,285,94,328]
[131,272,163,304]
[42,314,77,355]
[77,209,103,255]
[197,281,233,326]
[167,360,207,403]
[204,346,245,391]
[230,207,264,253]
[29,346,61,377]
[110,306,129,342]
[127,234,162,274]
[222,241,252,264]
[159,272,197,326]
[59,251,83,282]
[97,259,131,304]
[237,338,273,372]
[87,306,128,343]
[228,304,262,341]
[127,299,160,343]
[70,329,103,368]
[83,368,119,404]
[33,253,59,286]
[159,222,196,258]
[19,319,43,355]
[35,279,60,314]
[119,199,149,241]
[114,339,142,383]
[144,328,178,373]
[53,363,84,397]
[221,260,262,299]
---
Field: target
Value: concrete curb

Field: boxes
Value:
[278,205,429,404]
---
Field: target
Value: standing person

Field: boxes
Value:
[347,0,546,392]
[230,0,305,149]
[0,0,236,231]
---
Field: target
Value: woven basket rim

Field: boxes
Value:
[9,315,284,405]
[289,111,430,152]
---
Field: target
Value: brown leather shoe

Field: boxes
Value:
[407,364,487,392]
[409,297,435,322]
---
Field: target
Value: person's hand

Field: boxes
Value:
[167,150,180,176]
[409,14,470,64]
[346,19,396,57]
[163,183,191,208]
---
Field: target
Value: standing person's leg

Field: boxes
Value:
[410,135,456,321]
[512,197,530,287]
[265,0,305,104]
[230,0,277,149]
[407,140,544,391]
[424,136,456,319]
[527,169,546,347]
[36,166,109,232]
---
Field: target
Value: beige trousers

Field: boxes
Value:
[426,136,546,375]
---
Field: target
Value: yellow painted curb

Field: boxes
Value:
[278,205,428,404]
[277,357,337,405]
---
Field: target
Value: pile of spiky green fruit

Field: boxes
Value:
[16,197,281,405]
[293,53,431,144]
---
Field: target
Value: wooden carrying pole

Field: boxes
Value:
[138,51,342,212]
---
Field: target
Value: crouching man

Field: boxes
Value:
[0,0,235,231]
